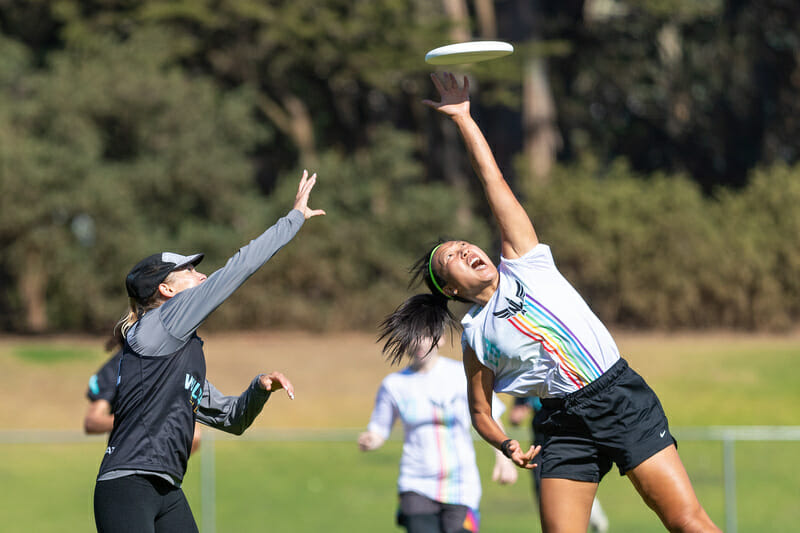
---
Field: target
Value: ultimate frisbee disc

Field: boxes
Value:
[425,41,514,65]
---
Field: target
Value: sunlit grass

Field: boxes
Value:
[12,345,93,364]
[0,333,797,532]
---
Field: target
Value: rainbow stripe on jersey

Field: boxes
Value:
[498,280,604,388]
[432,405,462,504]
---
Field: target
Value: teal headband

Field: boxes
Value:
[428,244,453,299]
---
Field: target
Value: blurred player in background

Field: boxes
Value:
[359,300,518,533]
[508,397,608,532]
[93,170,324,533]
[83,337,123,435]
[379,73,719,532]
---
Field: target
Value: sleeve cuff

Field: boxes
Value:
[251,375,273,401]
[287,209,306,225]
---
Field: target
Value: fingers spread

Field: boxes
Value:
[430,73,445,94]
[274,372,295,397]
[297,169,309,191]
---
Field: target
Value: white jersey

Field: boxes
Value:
[461,244,620,398]
[367,357,505,510]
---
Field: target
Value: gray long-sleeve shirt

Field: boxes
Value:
[128,208,306,356]
[197,377,271,435]
[98,209,305,485]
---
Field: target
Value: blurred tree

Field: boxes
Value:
[545,0,800,192]
[712,163,800,330]
[46,0,451,187]
[206,125,492,331]
[2,0,799,333]
[519,2,562,183]
[522,157,720,328]
[442,0,470,42]
[0,29,267,332]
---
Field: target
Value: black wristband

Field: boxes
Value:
[500,439,513,459]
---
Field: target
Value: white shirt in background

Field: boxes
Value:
[367,357,505,510]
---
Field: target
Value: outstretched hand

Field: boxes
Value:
[505,440,541,470]
[258,371,295,400]
[421,72,471,117]
[293,169,326,220]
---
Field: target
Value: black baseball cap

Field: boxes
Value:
[125,252,204,302]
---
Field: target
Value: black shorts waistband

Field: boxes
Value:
[540,358,629,409]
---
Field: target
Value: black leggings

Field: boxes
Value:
[94,475,198,533]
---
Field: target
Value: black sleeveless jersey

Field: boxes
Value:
[98,335,205,482]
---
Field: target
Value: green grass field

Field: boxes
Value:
[0,333,798,531]
[0,438,798,532]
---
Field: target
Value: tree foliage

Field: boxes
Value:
[206,126,492,331]
[0,1,799,333]
[521,157,800,330]
[0,29,266,330]
[544,0,800,192]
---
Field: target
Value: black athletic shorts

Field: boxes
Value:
[534,358,676,482]
[396,491,479,533]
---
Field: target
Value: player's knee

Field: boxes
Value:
[661,503,719,533]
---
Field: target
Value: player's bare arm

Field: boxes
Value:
[423,72,537,259]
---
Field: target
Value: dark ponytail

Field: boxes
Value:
[378,241,464,365]
[378,294,457,365]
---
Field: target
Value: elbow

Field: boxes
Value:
[228,416,258,436]
[83,417,102,435]
[469,412,484,433]
[470,411,494,436]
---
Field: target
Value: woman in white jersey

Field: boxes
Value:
[359,296,518,533]
[380,73,720,533]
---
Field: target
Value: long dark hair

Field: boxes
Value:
[378,241,464,365]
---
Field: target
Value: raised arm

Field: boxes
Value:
[161,171,324,341]
[463,345,538,470]
[424,73,537,259]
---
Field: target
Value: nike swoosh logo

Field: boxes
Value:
[660,430,666,438]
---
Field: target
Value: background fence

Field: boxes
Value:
[2,426,799,532]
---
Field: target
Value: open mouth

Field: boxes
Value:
[468,255,486,270]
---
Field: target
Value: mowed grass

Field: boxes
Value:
[0,332,798,531]
[1,438,798,532]
[0,439,538,532]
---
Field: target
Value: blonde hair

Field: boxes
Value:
[116,300,139,338]
[116,271,177,337]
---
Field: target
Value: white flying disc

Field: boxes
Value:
[425,41,514,65]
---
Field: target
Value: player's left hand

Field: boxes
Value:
[422,72,471,118]
[293,169,326,220]
[259,371,295,400]
[506,440,541,470]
